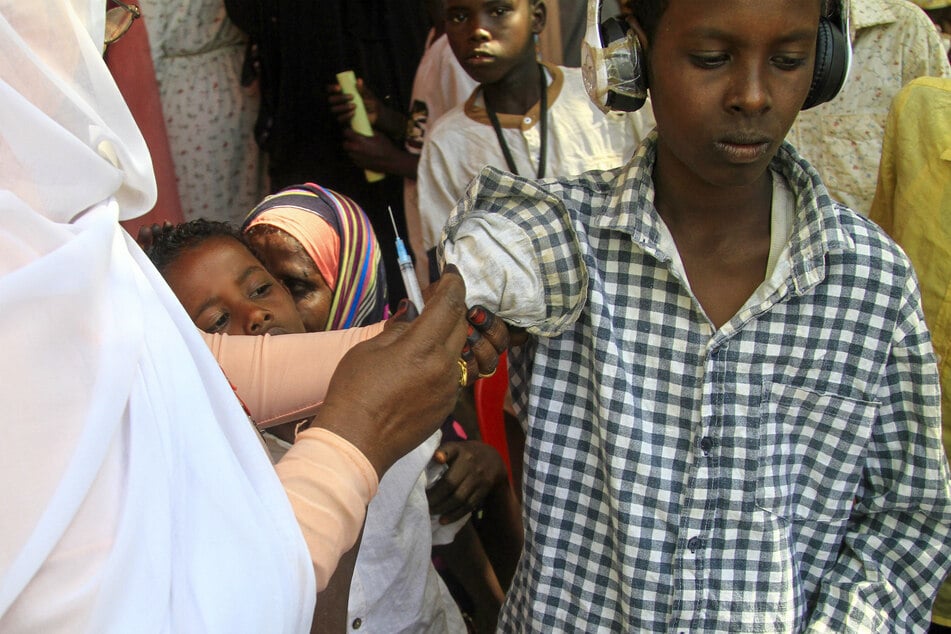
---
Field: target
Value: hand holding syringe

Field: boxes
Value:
[388,206,426,311]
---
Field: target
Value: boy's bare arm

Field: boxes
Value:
[433,521,505,634]
[311,525,363,633]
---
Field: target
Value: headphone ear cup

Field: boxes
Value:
[803,16,849,109]
[600,16,647,112]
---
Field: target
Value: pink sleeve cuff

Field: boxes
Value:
[274,428,379,591]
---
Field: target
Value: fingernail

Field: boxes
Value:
[468,306,486,326]
[393,298,418,322]
[444,263,460,276]
[466,326,481,347]
[394,298,409,316]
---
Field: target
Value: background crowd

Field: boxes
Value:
[3,0,951,632]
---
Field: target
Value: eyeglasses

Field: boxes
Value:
[104,0,141,49]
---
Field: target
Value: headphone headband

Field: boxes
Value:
[582,0,852,113]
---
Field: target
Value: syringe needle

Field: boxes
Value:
[388,206,400,236]
[387,205,425,311]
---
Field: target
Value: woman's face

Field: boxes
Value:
[246,226,334,332]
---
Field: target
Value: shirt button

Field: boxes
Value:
[523,116,532,124]
[699,436,713,454]
[687,536,702,552]
[352,618,362,629]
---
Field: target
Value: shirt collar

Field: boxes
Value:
[849,0,900,36]
[595,133,855,297]
[464,63,564,127]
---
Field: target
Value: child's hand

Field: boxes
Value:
[136,221,173,251]
[427,440,509,524]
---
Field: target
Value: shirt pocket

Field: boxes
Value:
[756,381,878,523]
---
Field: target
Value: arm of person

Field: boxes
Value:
[895,5,951,81]
[804,285,951,631]
[271,271,499,593]
[416,136,481,254]
[340,128,420,179]
[202,321,385,428]
[428,440,524,592]
[311,525,363,634]
[432,520,505,634]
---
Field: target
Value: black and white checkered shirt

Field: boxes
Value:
[443,136,951,632]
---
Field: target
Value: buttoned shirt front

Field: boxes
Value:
[442,136,951,632]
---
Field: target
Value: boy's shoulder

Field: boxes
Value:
[425,97,477,144]
[775,142,915,271]
[825,199,917,281]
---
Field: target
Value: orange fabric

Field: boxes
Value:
[202,321,385,429]
[246,208,341,290]
[275,427,379,591]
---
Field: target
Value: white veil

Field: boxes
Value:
[0,1,315,631]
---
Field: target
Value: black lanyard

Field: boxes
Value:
[485,63,548,179]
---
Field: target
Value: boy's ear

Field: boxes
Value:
[531,0,547,35]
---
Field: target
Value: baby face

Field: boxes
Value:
[163,235,305,336]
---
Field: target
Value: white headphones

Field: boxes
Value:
[581,0,648,113]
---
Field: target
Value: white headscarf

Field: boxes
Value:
[0,2,314,632]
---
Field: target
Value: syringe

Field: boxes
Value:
[388,206,425,311]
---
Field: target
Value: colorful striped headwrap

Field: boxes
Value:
[242,184,388,330]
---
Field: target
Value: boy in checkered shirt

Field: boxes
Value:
[440,0,951,631]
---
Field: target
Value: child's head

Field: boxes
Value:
[242,185,389,333]
[627,0,833,42]
[444,0,546,85]
[147,219,306,336]
[626,0,827,189]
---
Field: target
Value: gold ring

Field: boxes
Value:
[457,359,468,387]
[477,367,497,379]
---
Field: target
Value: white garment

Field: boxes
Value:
[417,64,655,252]
[405,31,479,158]
[403,29,478,286]
[0,2,313,632]
[348,432,467,633]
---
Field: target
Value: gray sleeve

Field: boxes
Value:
[439,167,589,337]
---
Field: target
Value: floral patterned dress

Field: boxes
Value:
[140,0,266,223]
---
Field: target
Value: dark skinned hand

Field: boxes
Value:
[340,127,411,176]
[460,303,527,384]
[135,221,174,251]
[327,78,381,127]
[427,440,508,524]
[312,267,490,478]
